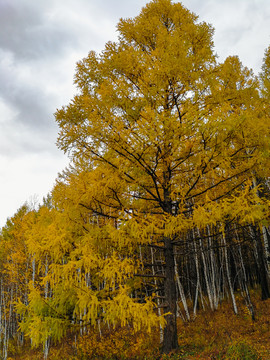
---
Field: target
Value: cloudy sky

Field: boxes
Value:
[1,0,270,227]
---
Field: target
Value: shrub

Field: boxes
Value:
[75,326,160,360]
[225,340,262,360]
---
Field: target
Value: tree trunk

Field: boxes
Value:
[162,237,178,354]
[197,228,214,311]
[262,225,270,271]
[192,232,201,317]
[222,234,238,314]
[238,242,255,320]
[150,247,164,344]
[174,256,190,321]
[251,225,270,300]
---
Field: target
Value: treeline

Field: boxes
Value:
[1,0,270,358]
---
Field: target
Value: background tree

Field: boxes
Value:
[0,205,36,358]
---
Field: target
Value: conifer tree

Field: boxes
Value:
[53,0,270,352]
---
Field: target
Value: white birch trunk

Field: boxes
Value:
[150,248,164,343]
[207,226,219,309]
[222,234,238,314]
[192,234,200,318]
[174,256,190,321]
[197,228,214,310]
[262,225,270,272]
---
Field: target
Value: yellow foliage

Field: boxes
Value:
[103,286,166,332]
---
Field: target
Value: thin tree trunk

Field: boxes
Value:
[251,225,270,300]
[150,247,164,343]
[207,226,219,309]
[174,256,190,321]
[222,233,238,314]
[197,228,214,310]
[262,225,270,271]
[238,242,255,320]
[162,236,178,353]
[192,233,201,318]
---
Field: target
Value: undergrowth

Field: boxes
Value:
[7,289,270,359]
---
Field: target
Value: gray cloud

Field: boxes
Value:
[0,0,78,61]
[0,0,80,156]
[0,50,59,155]
[184,0,270,72]
[0,0,152,160]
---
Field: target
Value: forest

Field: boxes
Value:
[1,0,270,358]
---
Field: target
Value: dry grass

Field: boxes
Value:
[177,289,270,359]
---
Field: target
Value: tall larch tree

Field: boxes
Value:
[54,0,270,353]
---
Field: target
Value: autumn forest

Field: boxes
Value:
[1,0,270,358]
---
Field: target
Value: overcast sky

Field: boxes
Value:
[1,0,270,227]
